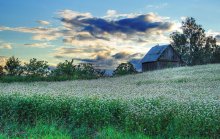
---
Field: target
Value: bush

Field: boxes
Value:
[113,62,137,76]
[24,58,50,77]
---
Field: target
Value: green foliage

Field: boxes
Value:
[74,63,101,79]
[74,63,95,78]
[0,123,72,139]
[4,56,23,76]
[51,61,105,80]
[113,62,137,76]
[170,17,218,65]
[211,45,220,63]
[0,95,218,138]
[24,58,50,77]
[52,59,75,77]
[96,127,151,139]
[0,66,4,77]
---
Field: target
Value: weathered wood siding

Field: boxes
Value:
[159,46,180,62]
[142,46,182,71]
[142,62,157,71]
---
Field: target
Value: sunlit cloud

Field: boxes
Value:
[0,26,62,41]
[0,10,182,69]
[0,43,12,49]
[0,56,7,66]
[36,20,50,25]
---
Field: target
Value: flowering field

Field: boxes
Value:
[0,64,220,138]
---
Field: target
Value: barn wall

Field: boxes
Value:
[142,61,181,71]
[157,61,180,69]
[142,62,157,71]
[142,45,183,72]
[159,46,181,62]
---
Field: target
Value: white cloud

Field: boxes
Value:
[0,10,183,69]
[37,20,50,25]
[0,42,12,49]
[0,56,7,66]
[57,9,92,20]
[106,10,117,17]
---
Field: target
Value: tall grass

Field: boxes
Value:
[0,95,219,138]
[0,64,220,138]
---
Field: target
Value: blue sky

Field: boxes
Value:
[0,0,220,69]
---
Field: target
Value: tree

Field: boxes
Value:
[4,56,23,76]
[74,63,96,79]
[0,66,4,76]
[24,58,49,77]
[170,17,217,65]
[113,62,137,76]
[52,59,75,77]
[211,45,220,63]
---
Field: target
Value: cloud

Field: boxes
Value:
[53,45,143,69]
[37,20,50,25]
[0,43,12,49]
[0,56,7,66]
[215,35,220,45]
[0,40,13,49]
[106,10,117,17]
[0,10,181,69]
[0,26,62,41]
[59,11,174,36]
[24,42,53,48]
[207,30,220,45]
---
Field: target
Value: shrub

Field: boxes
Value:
[113,62,137,76]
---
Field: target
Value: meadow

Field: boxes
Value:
[0,64,219,138]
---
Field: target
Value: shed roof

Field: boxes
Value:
[141,44,170,63]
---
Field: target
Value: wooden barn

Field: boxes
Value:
[141,44,183,72]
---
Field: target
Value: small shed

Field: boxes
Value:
[141,44,183,72]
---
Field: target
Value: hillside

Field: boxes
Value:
[1,64,220,101]
[0,64,219,138]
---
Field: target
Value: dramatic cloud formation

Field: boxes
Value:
[53,10,178,69]
[0,10,180,69]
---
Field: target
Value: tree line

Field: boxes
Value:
[0,56,137,82]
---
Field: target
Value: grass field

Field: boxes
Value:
[0,64,219,138]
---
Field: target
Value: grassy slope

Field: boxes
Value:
[0,64,220,138]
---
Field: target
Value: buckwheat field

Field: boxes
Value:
[0,64,220,138]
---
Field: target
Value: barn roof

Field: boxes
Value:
[141,44,170,63]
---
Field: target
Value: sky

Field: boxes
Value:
[1,0,220,70]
